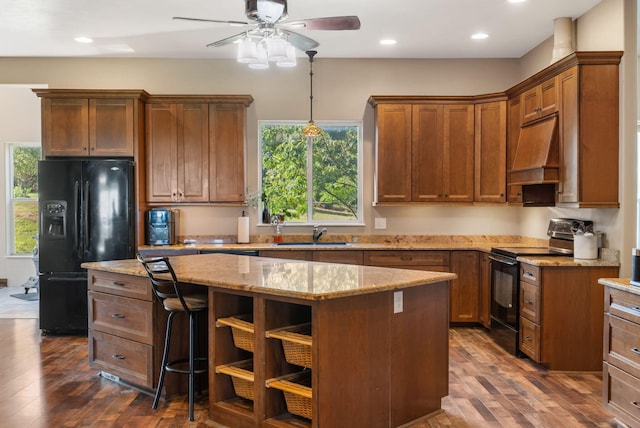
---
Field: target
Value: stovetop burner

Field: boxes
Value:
[491,246,571,258]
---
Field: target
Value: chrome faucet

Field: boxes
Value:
[312,225,327,243]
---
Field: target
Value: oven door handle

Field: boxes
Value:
[488,255,518,266]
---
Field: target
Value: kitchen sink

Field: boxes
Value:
[272,242,351,247]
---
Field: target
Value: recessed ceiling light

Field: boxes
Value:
[380,39,397,46]
[74,36,93,44]
[471,33,489,40]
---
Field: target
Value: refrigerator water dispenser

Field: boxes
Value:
[41,200,67,239]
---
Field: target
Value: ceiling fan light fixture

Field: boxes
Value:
[248,43,270,69]
[266,35,288,61]
[277,44,297,67]
[237,37,258,63]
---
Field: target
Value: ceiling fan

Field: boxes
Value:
[173,0,361,59]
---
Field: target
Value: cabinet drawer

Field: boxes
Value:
[89,291,153,344]
[364,251,450,267]
[519,264,540,286]
[605,313,640,378]
[88,270,152,301]
[89,329,153,389]
[519,316,540,362]
[604,363,640,428]
[313,250,363,265]
[606,287,640,325]
[520,281,540,323]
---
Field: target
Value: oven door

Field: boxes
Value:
[489,253,520,354]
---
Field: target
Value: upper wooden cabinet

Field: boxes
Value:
[474,101,507,203]
[145,95,253,204]
[520,76,558,125]
[506,51,622,208]
[33,89,147,158]
[370,98,476,204]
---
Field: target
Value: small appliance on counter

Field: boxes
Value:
[146,208,178,245]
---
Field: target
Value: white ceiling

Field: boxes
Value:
[1,0,601,60]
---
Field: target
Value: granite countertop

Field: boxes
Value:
[599,278,640,295]
[139,235,620,268]
[82,253,457,300]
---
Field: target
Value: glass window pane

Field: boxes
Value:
[261,124,308,222]
[12,201,38,254]
[11,145,40,199]
[312,126,359,221]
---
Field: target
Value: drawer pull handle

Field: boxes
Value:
[112,354,125,360]
[525,336,533,341]
[112,282,126,287]
[400,257,412,261]
[524,299,533,305]
[523,272,537,281]
[632,401,640,409]
[632,347,640,356]
[111,313,125,319]
[632,306,640,313]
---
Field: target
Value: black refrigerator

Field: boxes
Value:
[38,159,135,334]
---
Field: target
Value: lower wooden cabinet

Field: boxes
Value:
[449,251,480,323]
[604,286,640,427]
[87,269,198,398]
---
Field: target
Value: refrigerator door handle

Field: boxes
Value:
[74,180,80,252]
[83,180,90,254]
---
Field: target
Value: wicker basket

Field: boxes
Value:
[266,371,312,420]
[215,359,254,401]
[216,314,254,353]
[266,323,312,368]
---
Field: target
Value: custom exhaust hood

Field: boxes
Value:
[510,115,560,185]
[509,115,560,207]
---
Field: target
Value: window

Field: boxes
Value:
[259,121,362,225]
[6,143,40,255]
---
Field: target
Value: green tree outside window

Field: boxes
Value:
[260,122,361,224]
[9,144,40,254]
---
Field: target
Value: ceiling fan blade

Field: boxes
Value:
[280,29,319,51]
[206,32,247,47]
[283,16,361,31]
[173,16,249,26]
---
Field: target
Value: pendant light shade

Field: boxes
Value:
[302,50,322,138]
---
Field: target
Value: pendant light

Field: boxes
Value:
[302,50,322,137]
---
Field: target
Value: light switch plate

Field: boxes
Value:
[394,291,403,313]
[375,217,387,229]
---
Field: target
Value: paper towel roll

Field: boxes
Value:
[237,216,250,244]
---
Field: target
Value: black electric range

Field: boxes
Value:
[491,246,571,259]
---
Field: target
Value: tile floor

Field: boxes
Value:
[0,285,38,318]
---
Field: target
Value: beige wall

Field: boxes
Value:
[0,0,634,284]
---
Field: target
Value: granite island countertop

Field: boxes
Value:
[82,253,457,300]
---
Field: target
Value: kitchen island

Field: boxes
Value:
[83,253,456,427]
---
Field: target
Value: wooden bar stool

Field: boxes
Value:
[137,254,208,421]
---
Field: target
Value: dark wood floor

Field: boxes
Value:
[0,319,620,427]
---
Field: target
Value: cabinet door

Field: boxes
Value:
[375,104,412,202]
[474,101,506,203]
[521,77,558,125]
[178,104,209,202]
[146,103,178,202]
[90,98,135,157]
[506,97,523,203]
[209,104,245,202]
[411,105,443,201]
[443,105,474,202]
[42,98,89,157]
[449,251,479,322]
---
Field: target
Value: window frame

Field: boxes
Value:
[5,142,40,256]
[258,120,364,226]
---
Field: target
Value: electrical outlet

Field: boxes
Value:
[375,217,387,229]
[394,291,403,313]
